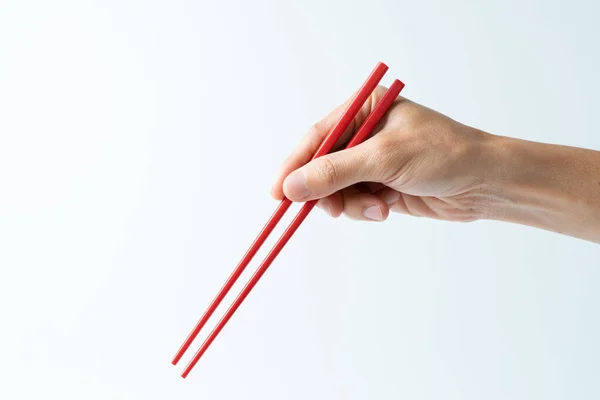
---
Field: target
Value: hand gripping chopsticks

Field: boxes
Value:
[173,62,405,378]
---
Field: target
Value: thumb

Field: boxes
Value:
[282,142,380,201]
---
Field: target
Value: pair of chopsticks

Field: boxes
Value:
[173,62,405,378]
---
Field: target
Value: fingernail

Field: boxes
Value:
[363,205,383,221]
[284,171,311,200]
[383,190,400,205]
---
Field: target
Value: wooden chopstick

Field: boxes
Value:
[178,77,405,378]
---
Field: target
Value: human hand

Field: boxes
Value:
[270,86,493,222]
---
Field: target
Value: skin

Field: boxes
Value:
[270,86,600,244]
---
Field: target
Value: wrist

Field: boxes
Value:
[479,134,562,219]
[478,133,600,241]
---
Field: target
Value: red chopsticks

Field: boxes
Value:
[173,62,405,378]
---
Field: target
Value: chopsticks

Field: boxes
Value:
[173,62,405,378]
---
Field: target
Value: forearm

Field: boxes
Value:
[480,134,600,243]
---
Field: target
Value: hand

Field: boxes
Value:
[271,86,493,222]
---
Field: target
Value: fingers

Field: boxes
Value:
[314,187,389,221]
[379,187,430,217]
[317,192,344,218]
[270,100,351,200]
[270,86,386,200]
[341,190,390,221]
[317,187,431,222]
[377,187,402,207]
[282,140,382,202]
[379,188,445,219]
[316,187,478,223]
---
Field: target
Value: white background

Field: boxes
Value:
[1,0,599,399]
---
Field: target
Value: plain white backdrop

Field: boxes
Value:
[1,0,599,399]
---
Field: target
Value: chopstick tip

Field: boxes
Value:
[171,353,184,365]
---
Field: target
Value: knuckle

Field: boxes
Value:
[307,122,321,137]
[306,121,329,148]
[309,119,328,138]
[315,157,339,186]
[306,133,322,152]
